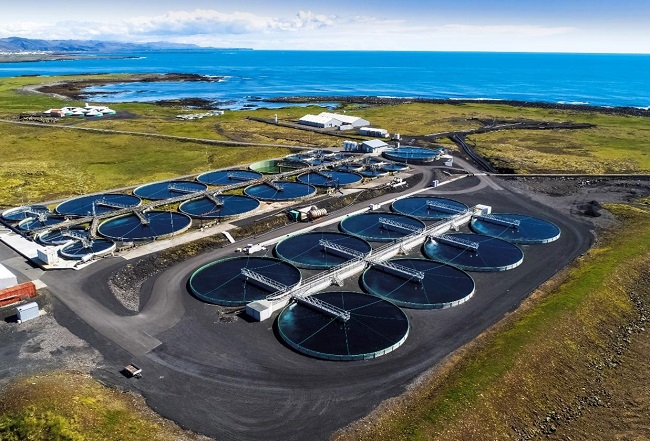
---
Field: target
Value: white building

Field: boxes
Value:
[360,139,390,155]
[298,114,343,128]
[318,112,370,128]
[359,127,390,138]
[298,112,370,129]
[0,264,18,290]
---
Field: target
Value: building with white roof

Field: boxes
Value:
[298,114,343,128]
[298,112,370,129]
[360,139,390,155]
[359,127,390,138]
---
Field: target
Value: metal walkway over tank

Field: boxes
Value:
[242,266,350,322]
[260,207,477,319]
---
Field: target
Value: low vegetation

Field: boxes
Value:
[335,202,650,440]
[0,121,291,207]
[0,372,208,441]
[1,75,649,209]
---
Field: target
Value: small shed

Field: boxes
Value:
[16,302,39,323]
[359,127,390,138]
[247,300,273,321]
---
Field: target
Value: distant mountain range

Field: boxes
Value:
[0,37,203,52]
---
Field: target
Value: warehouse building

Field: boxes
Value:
[298,112,370,129]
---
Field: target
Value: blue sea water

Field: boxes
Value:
[1,50,649,109]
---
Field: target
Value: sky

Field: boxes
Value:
[1,0,649,53]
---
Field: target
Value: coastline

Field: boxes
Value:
[19,72,650,116]
[18,73,223,103]
[268,95,650,117]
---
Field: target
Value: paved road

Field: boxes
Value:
[38,165,590,441]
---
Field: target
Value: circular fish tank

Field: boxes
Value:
[189,256,302,306]
[361,258,475,309]
[249,159,308,174]
[336,164,364,172]
[277,291,410,361]
[470,213,561,244]
[391,196,469,221]
[37,228,88,246]
[55,193,141,216]
[133,180,207,200]
[297,171,362,188]
[2,205,50,222]
[381,163,409,172]
[423,233,524,271]
[274,232,372,269]
[244,181,316,201]
[340,212,425,242]
[383,147,442,164]
[18,215,67,231]
[197,169,262,186]
[360,169,389,178]
[59,239,116,260]
[179,195,260,219]
[97,211,192,241]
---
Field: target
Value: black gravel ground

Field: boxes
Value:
[37,173,590,441]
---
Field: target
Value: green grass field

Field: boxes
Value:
[2,74,649,209]
[0,120,290,207]
[0,372,206,441]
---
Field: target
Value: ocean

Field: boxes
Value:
[1,50,649,109]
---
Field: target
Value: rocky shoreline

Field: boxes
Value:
[21,73,224,101]
[268,95,650,117]
[18,73,650,116]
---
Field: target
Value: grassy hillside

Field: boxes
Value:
[0,372,209,441]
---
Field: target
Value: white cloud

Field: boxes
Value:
[0,9,338,42]
[442,24,576,37]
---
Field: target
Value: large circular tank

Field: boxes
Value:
[55,193,141,216]
[361,258,475,309]
[37,228,88,246]
[360,169,389,178]
[249,159,308,174]
[18,215,67,231]
[383,147,442,164]
[423,233,524,271]
[380,162,409,173]
[189,256,301,306]
[339,212,425,242]
[196,169,262,186]
[179,195,260,219]
[97,211,192,241]
[244,181,316,201]
[470,213,561,244]
[391,196,469,221]
[2,205,50,222]
[277,291,410,361]
[274,232,372,269]
[336,163,364,172]
[297,171,362,188]
[380,163,409,172]
[59,239,116,260]
[133,180,207,200]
